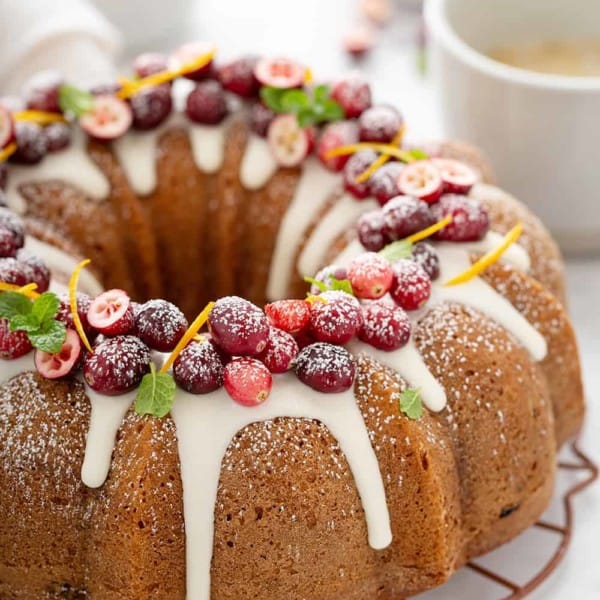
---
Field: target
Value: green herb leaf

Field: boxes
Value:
[313,84,330,103]
[135,363,176,418]
[304,276,328,293]
[58,84,95,118]
[379,240,413,264]
[280,89,311,112]
[0,292,32,320]
[260,87,287,113]
[406,148,430,161]
[29,320,67,354]
[9,314,40,333]
[328,277,354,295]
[31,292,60,323]
[296,108,317,128]
[319,98,344,122]
[399,388,424,420]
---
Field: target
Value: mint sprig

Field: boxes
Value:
[135,362,176,418]
[261,84,344,128]
[0,291,66,353]
[304,275,354,296]
[58,84,95,118]
[379,240,413,264]
[399,388,424,420]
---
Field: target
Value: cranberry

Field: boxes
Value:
[254,57,305,89]
[0,257,29,286]
[17,250,50,292]
[382,196,435,240]
[10,121,48,165]
[358,105,403,143]
[309,264,349,295]
[173,339,225,394]
[343,26,375,59]
[357,209,390,252]
[131,85,173,130]
[218,55,260,98]
[84,335,151,395]
[55,292,94,338]
[368,161,403,206]
[264,299,310,334]
[347,252,393,299]
[343,149,378,199]
[397,160,444,204]
[44,122,71,152]
[359,301,411,351]
[390,259,431,311]
[258,327,299,373]
[267,114,310,167]
[0,209,24,248]
[432,158,478,195]
[23,70,63,113]
[0,214,24,258]
[249,102,275,137]
[34,329,82,379]
[87,289,134,336]
[411,242,440,281]
[79,95,132,141]
[171,42,215,81]
[309,291,363,344]
[186,81,228,125]
[133,52,169,78]
[224,357,272,406]
[294,342,356,393]
[331,75,372,118]
[317,120,359,172]
[0,318,32,359]
[134,299,187,352]
[432,194,490,242]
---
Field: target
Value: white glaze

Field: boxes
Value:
[171,374,391,600]
[189,122,227,174]
[0,354,35,385]
[463,231,531,272]
[239,134,278,190]
[266,158,341,300]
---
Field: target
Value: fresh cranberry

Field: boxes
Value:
[331,75,372,118]
[295,342,355,392]
[359,105,403,143]
[0,257,29,286]
[171,42,215,81]
[382,196,435,240]
[23,70,63,113]
[83,335,151,395]
[254,57,305,89]
[258,327,299,373]
[343,26,375,59]
[397,160,444,204]
[0,318,32,359]
[10,121,48,165]
[186,81,228,125]
[208,296,270,356]
[135,299,187,352]
[55,292,94,337]
[0,209,24,247]
[432,194,490,242]
[89,83,122,97]
[432,158,478,194]
[347,252,393,299]
[264,299,310,334]
[309,291,363,344]
[17,250,50,292]
[87,289,134,336]
[309,264,348,295]
[411,242,440,281]
[79,95,132,141]
[173,339,224,394]
[390,259,431,311]
[0,227,18,258]
[218,55,260,97]
[343,149,378,199]
[0,213,24,258]
[224,357,272,406]
[267,114,310,167]
[133,52,169,78]
[317,120,359,172]
[44,122,71,152]
[359,301,411,351]
[357,209,390,252]
[131,85,173,130]
[34,329,82,379]
[368,161,403,206]
[249,101,275,137]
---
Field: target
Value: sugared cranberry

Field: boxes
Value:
[331,75,372,118]
[295,342,356,393]
[208,296,270,356]
[171,42,215,81]
[79,95,132,141]
[133,52,169,78]
[347,252,393,299]
[135,299,187,352]
[254,57,305,89]
[34,329,82,379]
[258,327,299,373]
[224,357,272,406]
[186,81,228,125]
[23,70,63,113]
[84,335,151,395]
[432,158,478,194]
[267,114,311,167]
[56,292,94,336]
[264,299,310,334]
[0,214,25,258]
[0,257,29,285]
[17,250,50,292]
[10,121,48,165]
[432,194,490,242]
[0,318,32,359]
[411,242,440,281]
[317,120,359,172]
[368,161,403,206]
[173,339,224,394]
[390,259,431,311]
[218,55,260,98]
[309,264,349,295]
[359,105,403,143]
[87,289,134,336]
[0,209,24,248]
[343,149,378,199]
[382,196,435,240]
[44,122,71,152]
[0,105,14,149]
[249,101,274,137]
[397,160,444,204]
[357,209,390,252]
[131,85,173,130]
[309,291,363,344]
[359,301,411,351]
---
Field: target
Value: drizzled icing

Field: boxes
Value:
[239,134,278,190]
[0,354,35,385]
[189,122,228,174]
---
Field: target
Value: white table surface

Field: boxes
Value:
[116,0,600,597]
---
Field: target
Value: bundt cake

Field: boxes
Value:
[0,46,585,599]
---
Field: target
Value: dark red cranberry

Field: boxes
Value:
[317,120,359,172]
[186,81,228,125]
[411,242,440,281]
[0,257,29,285]
[17,250,50,292]
[133,52,169,77]
[264,299,310,334]
[343,149,378,199]
[432,194,490,242]
[309,265,348,295]
[382,196,435,240]
[89,83,122,96]
[294,342,356,393]
[135,299,187,352]
[331,75,372,118]
[218,55,260,98]
[23,70,63,113]
[250,102,275,137]
[44,122,71,152]
[55,292,94,337]
[0,227,18,258]
[131,85,173,130]
[359,301,412,351]
[10,121,48,165]
[224,357,272,406]
[258,327,299,373]
[0,318,32,359]
[390,259,431,311]
[171,42,215,81]
[368,161,404,206]
[357,209,390,252]
[358,105,403,143]
[309,291,363,344]
[173,339,224,394]
[0,209,24,248]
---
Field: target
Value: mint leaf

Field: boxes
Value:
[304,276,328,293]
[0,292,32,320]
[399,388,424,420]
[10,314,40,333]
[280,89,311,112]
[29,320,66,354]
[406,148,429,161]
[319,98,344,122]
[31,292,60,323]
[297,108,317,128]
[135,363,176,418]
[313,84,330,103]
[379,240,413,264]
[328,277,354,295]
[58,84,95,118]
[260,87,287,112]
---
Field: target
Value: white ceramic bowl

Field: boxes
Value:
[425,0,600,254]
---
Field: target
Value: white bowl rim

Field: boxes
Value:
[424,0,600,92]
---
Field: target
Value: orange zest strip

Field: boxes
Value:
[117,48,217,99]
[305,294,327,305]
[13,110,67,124]
[444,222,524,287]
[325,142,416,163]
[354,126,406,184]
[0,281,40,299]
[304,67,314,84]
[69,259,93,353]
[405,215,453,244]
[0,143,17,163]
[161,301,215,374]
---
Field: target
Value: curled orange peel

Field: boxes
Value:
[0,281,40,299]
[0,143,17,163]
[405,215,453,244]
[69,259,93,353]
[325,141,416,163]
[354,126,406,184]
[13,110,67,125]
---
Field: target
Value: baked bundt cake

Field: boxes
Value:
[0,47,585,599]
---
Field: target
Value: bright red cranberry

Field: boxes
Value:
[34,329,82,379]
[331,75,372,118]
[357,209,390,252]
[171,42,216,81]
[309,291,363,344]
[87,289,134,336]
[359,301,411,351]
[131,85,173,130]
[295,342,355,392]
[134,299,187,352]
[368,161,403,206]
[249,101,275,137]
[17,250,50,292]
[224,357,272,406]
[397,160,443,204]
[0,105,14,149]
[56,292,94,337]
[390,259,431,311]
[432,194,490,242]
[0,257,29,286]
[10,121,48,165]
[0,318,32,359]
[344,149,378,199]
[258,327,299,373]
[208,296,270,356]
[267,114,311,167]
[432,158,478,194]
[264,299,310,334]
[412,242,440,281]
[83,335,151,395]
[79,95,132,141]
[23,70,63,113]
[173,339,224,394]
[44,122,71,152]
[218,55,260,97]
[309,264,348,295]
[0,209,24,247]
[382,196,435,240]
[254,57,305,88]
[317,120,359,172]
[186,81,228,125]
[133,52,169,77]
[347,252,393,299]
[359,105,403,143]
